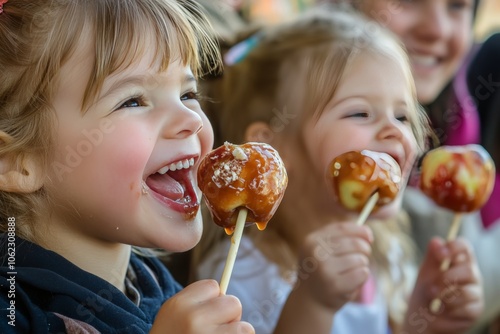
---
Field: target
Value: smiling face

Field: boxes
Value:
[44,32,214,252]
[300,52,419,218]
[359,0,475,104]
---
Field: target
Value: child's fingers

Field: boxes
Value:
[307,223,373,247]
[430,318,477,334]
[437,284,473,307]
[446,238,473,254]
[440,283,483,312]
[431,238,475,262]
[441,262,479,286]
[424,237,448,266]
[319,237,372,257]
[217,322,255,334]
[180,279,221,303]
[331,253,370,274]
[197,294,244,324]
[332,266,370,294]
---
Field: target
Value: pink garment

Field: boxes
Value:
[360,272,376,304]
[446,50,480,146]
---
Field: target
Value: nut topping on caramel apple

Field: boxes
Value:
[328,150,402,212]
[419,144,495,212]
[197,142,288,234]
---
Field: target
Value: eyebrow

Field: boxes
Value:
[331,95,409,108]
[99,73,198,101]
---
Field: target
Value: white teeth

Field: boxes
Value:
[156,158,194,175]
[158,166,169,175]
[410,54,438,67]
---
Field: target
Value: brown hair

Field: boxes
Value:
[0,0,220,241]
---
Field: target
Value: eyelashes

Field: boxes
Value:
[181,91,200,101]
[113,90,200,112]
[117,95,146,109]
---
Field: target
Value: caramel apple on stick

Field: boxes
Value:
[328,150,402,225]
[419,144,495,313]
[197,142,288,294]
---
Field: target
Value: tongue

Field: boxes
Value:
[146,173,184,200]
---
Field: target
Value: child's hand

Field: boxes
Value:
[295,222,373,312]
[404,237,483,334]
[150,279,254,334]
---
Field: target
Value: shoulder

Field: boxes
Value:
[0,270,66,333]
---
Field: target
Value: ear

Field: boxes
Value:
[244,122,294,174]
[244,122,275,143]
[0,133,44,193]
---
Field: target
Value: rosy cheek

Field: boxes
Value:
[96,124,152,179]
[199,118,214,157]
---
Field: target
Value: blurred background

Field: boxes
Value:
[475,0,500,40]
[227,0,500,41]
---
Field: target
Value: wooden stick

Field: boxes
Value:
[430,213,463,313]
[356,192,380,226]
[219,208,248,295]
[439,213,463,270]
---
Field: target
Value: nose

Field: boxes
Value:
[161,105,204,139]
[414,3,452,42]
[377,117,404,141]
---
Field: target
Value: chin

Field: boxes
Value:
[152,216,203,252]
[370,196,403,220]
[415,84,442,105]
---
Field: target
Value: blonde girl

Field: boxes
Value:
[0,0,254,333]
[195,6,483,334]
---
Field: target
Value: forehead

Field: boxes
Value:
[62,15,188,109]
[338,51,412,98]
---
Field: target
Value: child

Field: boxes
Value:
[194,6,483,334]
[0,0,253,333]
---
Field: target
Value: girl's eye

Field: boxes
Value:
[348,112,370,118]
[118,96,145,109]
[396,115,409,123]
[181,91,200,101]
[449,0,471,11]
[395,0,417,4]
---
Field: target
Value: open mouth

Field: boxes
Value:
[145,157,200,220]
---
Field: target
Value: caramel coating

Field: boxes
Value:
[197,142,288,234]
[420,144,495,212]
[328,150,402,212]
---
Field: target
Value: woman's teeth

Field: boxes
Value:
[411,54,438,67]
[157,158,195,175]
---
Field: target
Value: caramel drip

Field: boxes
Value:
[224,227,235,235]
[256,222,268,231]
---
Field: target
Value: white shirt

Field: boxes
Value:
[197,236,390,334]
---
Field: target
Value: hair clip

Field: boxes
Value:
[224,34,261,66]
[0,0,7,14]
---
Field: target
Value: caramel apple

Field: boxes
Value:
[419,144,495,212]
[328,150,402,213]
[197,142,288,234]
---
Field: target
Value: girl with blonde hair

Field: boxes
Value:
[0,0,254,333]
[194,6,483,334]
